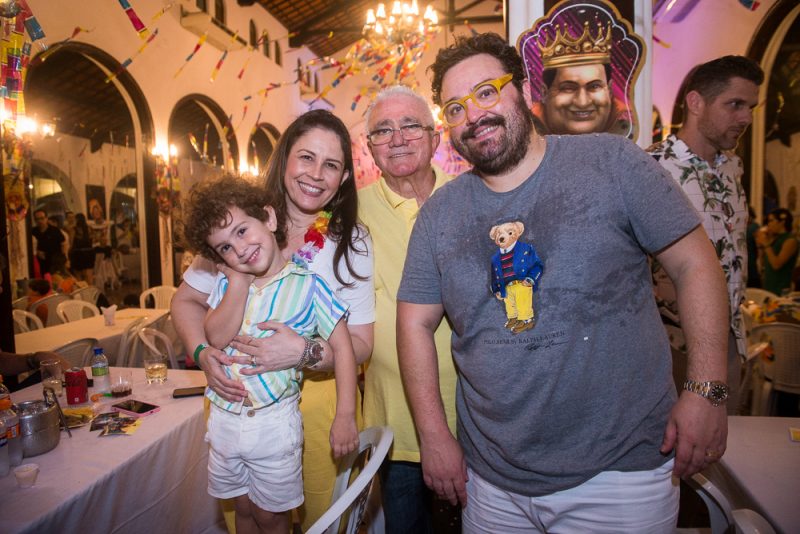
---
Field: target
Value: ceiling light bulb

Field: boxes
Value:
[376,3,386,18]
[392,1,402,16]
[366,8,376,25]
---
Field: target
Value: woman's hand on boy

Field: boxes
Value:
[231,321,307,374]
[330,415,359,459]
[199,346,246,402]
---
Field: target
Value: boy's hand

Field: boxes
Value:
[216,263,255,287]
[330,415,359,459]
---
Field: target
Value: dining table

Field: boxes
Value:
[705,416,800,534]
[14,307,169,359]
[0,367,225,534]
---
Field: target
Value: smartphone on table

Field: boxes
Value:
[112,399,161,418]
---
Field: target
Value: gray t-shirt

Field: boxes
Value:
[398,133,701,496]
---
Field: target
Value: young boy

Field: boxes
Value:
[185,175,359,533]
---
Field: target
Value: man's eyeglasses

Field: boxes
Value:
[367,123,434,145]
[440,73,514,127]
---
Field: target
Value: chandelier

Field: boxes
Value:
[363,1,439,47]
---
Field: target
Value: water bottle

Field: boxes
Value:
[0,398,21,466]
[0,419,9,477]
[91,347,111,393]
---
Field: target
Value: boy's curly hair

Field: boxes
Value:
[183,174,286,263]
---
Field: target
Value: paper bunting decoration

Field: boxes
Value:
[117,0,149,39]
[106,28,159,82]
[38,27,92,62]
[738,0,760,10]
[210,32,238,81]
[151,2,175,22]
[175,33,207,78]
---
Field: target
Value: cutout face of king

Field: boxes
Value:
[537,22,616,136]
[541,62,613,135]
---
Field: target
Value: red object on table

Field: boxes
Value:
[65,367,88,405]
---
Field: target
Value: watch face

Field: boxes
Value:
[709,383,729,403]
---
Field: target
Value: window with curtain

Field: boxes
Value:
[249,20,257,47]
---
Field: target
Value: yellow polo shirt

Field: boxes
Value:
[358,165,458,462]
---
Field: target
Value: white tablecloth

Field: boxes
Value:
[705,416,800,534]
[0,368,225,534]
[14,308,169,361]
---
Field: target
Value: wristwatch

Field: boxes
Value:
[295,338,323,370]
[683,380,729,407]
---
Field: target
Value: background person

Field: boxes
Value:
[397,32,729,532]
[649,55,764,414]
[69,213,95,284]
[31,208,66,276]
[171,109,374,532]
[360,84,460,533]
[756,208,798,295]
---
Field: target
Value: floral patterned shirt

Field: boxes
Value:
[648,134,747,358]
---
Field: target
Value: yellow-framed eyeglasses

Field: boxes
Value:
[439,73,514,127]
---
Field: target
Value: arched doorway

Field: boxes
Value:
[19,43,156,302]
[168,94,239,285]
[247,122,280,175]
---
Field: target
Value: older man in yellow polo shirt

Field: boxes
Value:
[359,85,459,534]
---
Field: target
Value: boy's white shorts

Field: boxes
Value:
[206,396,304,513]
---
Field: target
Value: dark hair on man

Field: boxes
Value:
[768,208,793,233]
[684,56,764,102]
[262,109,365,287]
[429,32,526,106]
[184,174,286,264]
[34,208,46,217]
[542,63,612,89]
[28,278,51,296]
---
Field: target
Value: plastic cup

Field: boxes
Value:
[143,354,167,384]
[14,463,39,488]
[110,370,133,398]
[40,360,63,396]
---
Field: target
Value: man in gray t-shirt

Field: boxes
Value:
[397,33,731,532]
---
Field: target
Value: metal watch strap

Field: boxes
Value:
[683,380,728,406]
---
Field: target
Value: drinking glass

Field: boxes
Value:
[110,370,133,397]
[143,354,167,384]
[40,360,63,396]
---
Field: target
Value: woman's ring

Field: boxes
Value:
[250,355,257,366]
[705,450,721,458]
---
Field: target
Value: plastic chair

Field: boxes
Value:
[306,427,394,534]
[116,317,147,367]
[675,472,775,534]
[27,293,71,327]
[12,296,29,310]
[139,285,177,309]
[745,288,779,305]
[138,327,179,369]
[56,300,101,323]
[53,337,99,368]
[12,310,44,333]
[71,285,101,306]
[749,323,800,415]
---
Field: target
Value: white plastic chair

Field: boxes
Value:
[71,285,101,306]
[27,293,71,326]
[12,309,44,333]
[12,296,29,310]
[676,472,775,534]
[139,285,177,309]
[138,327,179,369]
[749,322,800,415]
[306,426,393,534]
[56,300,100,323]
[745,288,779,305]
[116,317,147,367]
[53,337,99,368]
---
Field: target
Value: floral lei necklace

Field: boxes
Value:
[294,211,331,264]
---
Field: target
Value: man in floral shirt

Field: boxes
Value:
[649,55,763,414]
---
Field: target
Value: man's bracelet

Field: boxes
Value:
[193,344,208,365]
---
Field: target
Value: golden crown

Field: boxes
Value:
[538,21,612,70]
